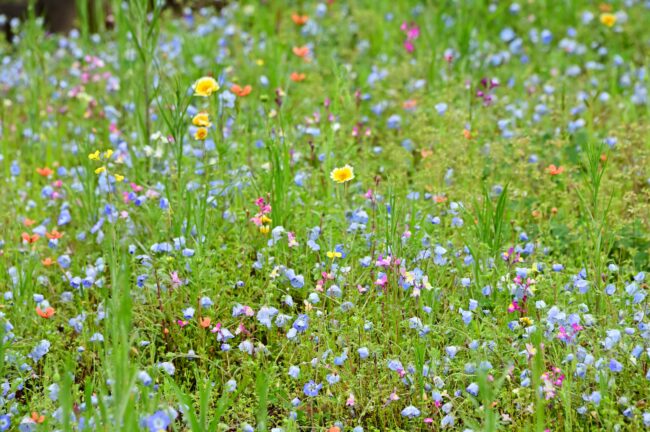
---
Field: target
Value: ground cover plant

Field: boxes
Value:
[0,0,649,431]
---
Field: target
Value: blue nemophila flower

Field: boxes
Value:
[257,306,279,329]
[441,413,455,427]
[358,347,369,359]
[28,340,51,363]
[0,415,9,431]
[157,362,175,375]
[609,359,623,373]
[137,370,152,386]
[200,296,213,308]
[589,391,601,406]
[292,315,309,333]
[145,410,170,432]
[284,269,305,288]
[326,373,340,385]
[466,382,479,396]
[460,309,472,326]
[182,307,195,319]
[401,405,420,418]
[303,380,322,397]
[288,365,300,379]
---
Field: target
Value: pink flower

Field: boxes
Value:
[288,232,298,247]
[346,394,355,407]
[376,255,392,267]
[170,271,183,288]
[400,22,420,53]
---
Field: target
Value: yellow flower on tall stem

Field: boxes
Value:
[192,112,211,127]
[330,165,354,184]
[194,127,209,141]
[600,13,616,27]
[193,76,219,97]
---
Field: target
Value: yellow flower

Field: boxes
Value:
[519,317,534,327]
[114,174,124,182]
[600,13,616,27]
[260,215,272,225]
[260,225,270,234]
[88,150,100,161]
[192,112,212,127]
[326,251,342,259]
[104,149,113,159]
[330,165,355,184]
[94,166,106,174]
[194,127,209,140]
[194,76,219,97]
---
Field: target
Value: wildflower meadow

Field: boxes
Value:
[1,1,650,431]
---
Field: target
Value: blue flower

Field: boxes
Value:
[400,405,421,418]
[441,414,455,427]
[28,340,51,363]
[303,380,322,397]
[358,347,369,359]
[256,306,279,329]
[326,373,340,385]
[288,365,300,379]
[466,383,479,396]
[292,315,309,333]
[145,410,170,432]
[609,359,623,373]
[0,415,10,431]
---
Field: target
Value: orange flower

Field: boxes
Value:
[327,428,341,432]
[403,99,417,110]
[36,306,55,319]
[420,149,433,159]
[231,84,252,97]
[292,46,310,58]
[463,129,473,139]
[290,72,306,82]
[434,195,448,203]
[291,13,309,26]
[200,317,211,328]
[42,257,54,266]
[599,3,612,12]
[23,218,36,227]
[21,232,40,243]
[31,412,45,423]
[546,164,565,175]
[36,167,54,177]
[46,230,64,240]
